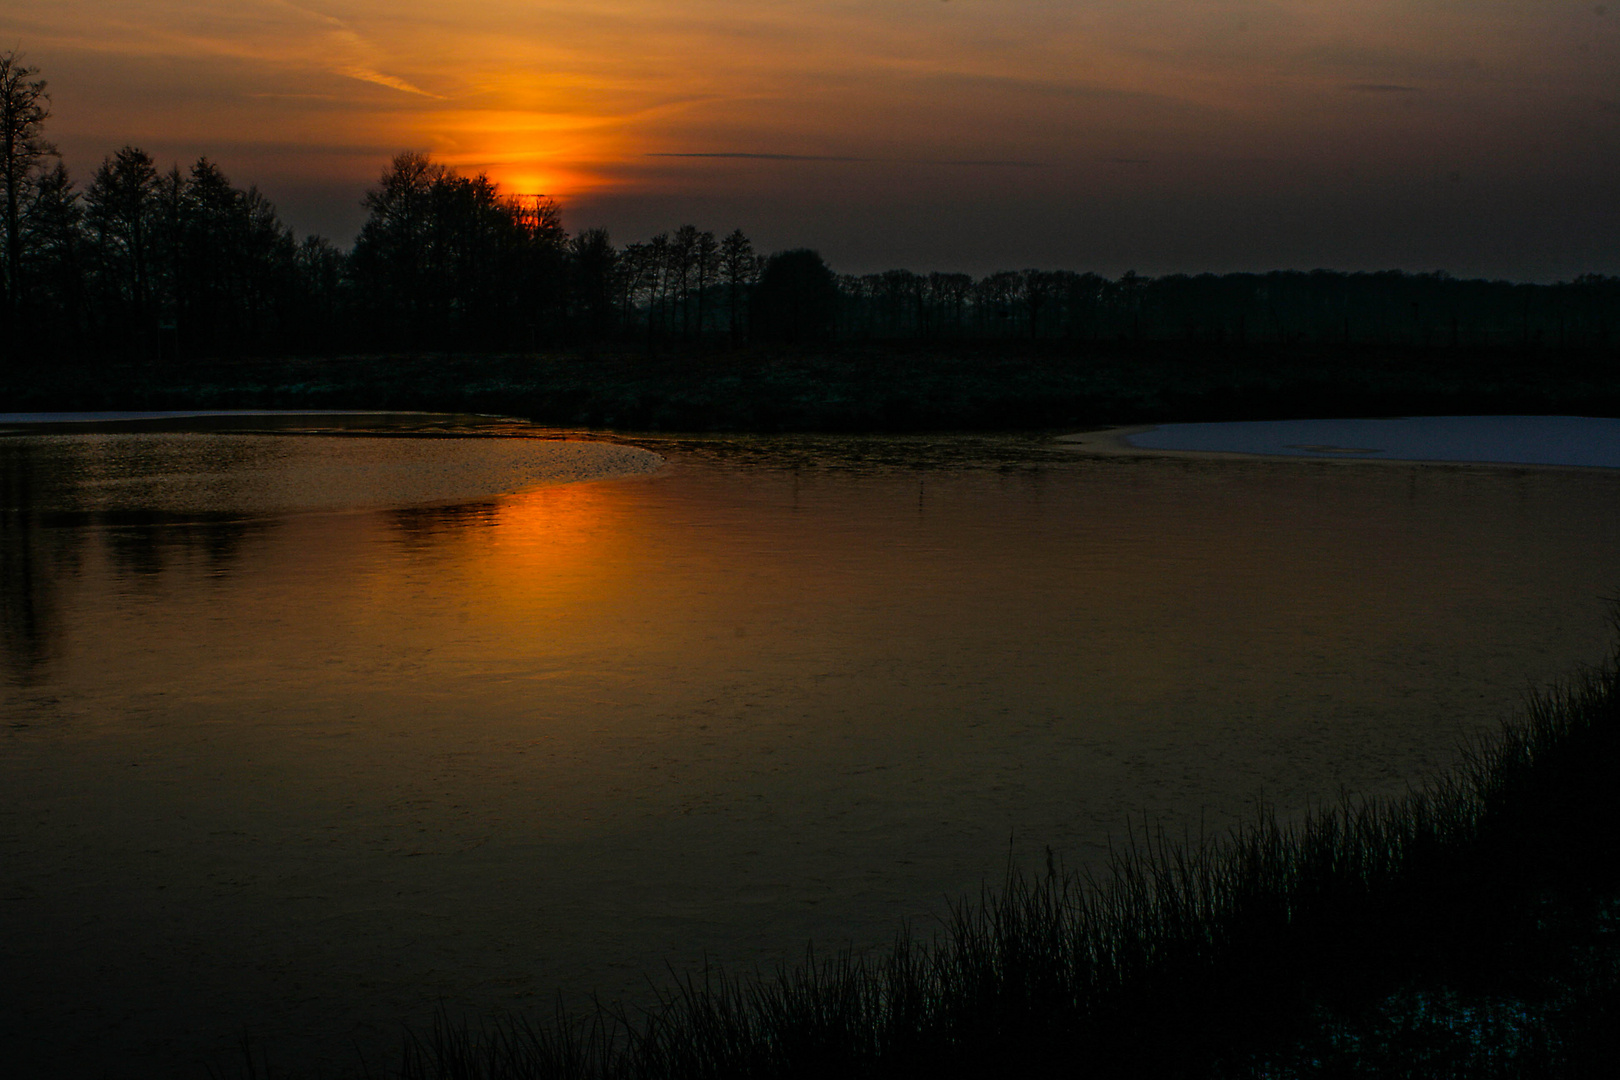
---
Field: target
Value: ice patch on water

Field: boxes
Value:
[1126,416,1620,469]
[1,413,664,513]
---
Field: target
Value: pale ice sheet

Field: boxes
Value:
[1126,415,1620,468]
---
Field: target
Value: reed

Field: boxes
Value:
[393,650,1620,1079]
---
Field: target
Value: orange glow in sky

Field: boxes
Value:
[6,0,1617,276]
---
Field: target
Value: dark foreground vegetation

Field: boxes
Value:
[9,341,1620,433]
[235,645,1620,1079]
[6,50,1620,433]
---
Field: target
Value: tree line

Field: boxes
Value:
[835,266,1620,351]
[3,51,1618,366]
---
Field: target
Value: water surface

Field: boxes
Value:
[1125,415,1620,467]
[4,415,1619,1076]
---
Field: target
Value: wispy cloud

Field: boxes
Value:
[932,159,1048,168]
[648,152,1047,167]
[1346,83,1421,94]
[647,151,867,161]
[336,66,442,98]
[270,1,444,98]
[269,0,349,30]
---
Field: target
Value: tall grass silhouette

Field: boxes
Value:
[394,649,1620,1079]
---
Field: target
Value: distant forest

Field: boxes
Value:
[4,52,1620,366]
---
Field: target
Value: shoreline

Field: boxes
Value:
[11,410,1620,476]
[5,342,1620,437]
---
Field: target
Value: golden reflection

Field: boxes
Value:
[442,478,646,616]
[489,478,627,559]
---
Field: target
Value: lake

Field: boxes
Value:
[4,414,1620,1076]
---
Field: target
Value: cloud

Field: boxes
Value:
[931,159,1048,168]
[647,152,868,161]
[647,152,1046,167]
[335,65,442,98]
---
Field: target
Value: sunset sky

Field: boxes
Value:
[6,0,1617,277]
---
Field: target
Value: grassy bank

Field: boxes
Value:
[370,645,1620,1079]
[10,341,1620,432]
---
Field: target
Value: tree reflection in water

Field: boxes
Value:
[0,437,274,685]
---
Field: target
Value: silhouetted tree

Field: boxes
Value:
[642,232,672,346]
[349,151,441,342]
[670,224,701,338]
[923,272,972,338]
[507,192,568,348]
[877,269,923,337]
[292,234,344,350]
[693,228,719,339]
[974,271,1019,336]
[753,249,838,343]
[83,147,162,348]
[617,239,652,338]
[177,158,240,350]
[0,51,55,343]
[349,152,565,349]
[235,186,299,343]
[18,161,82,342]
[570,227,618,344]
[719,228,755,343]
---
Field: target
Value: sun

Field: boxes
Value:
[422,102,637,206]
[498,171,554,200]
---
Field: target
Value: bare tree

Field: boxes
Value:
[926,272,973,337]
[719,228,754,344]
[570,227,618,342]
[351,152,443,333]
[670,224,699,337]
[293,234,343,346]
[617,240,651,336]
[643,232,671,347]
[693,229,719,340]
[84,147,162,331]
[0,51,55,329]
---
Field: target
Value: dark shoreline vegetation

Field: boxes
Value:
[224,645,1620,1080]
[10,342,1620,434]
